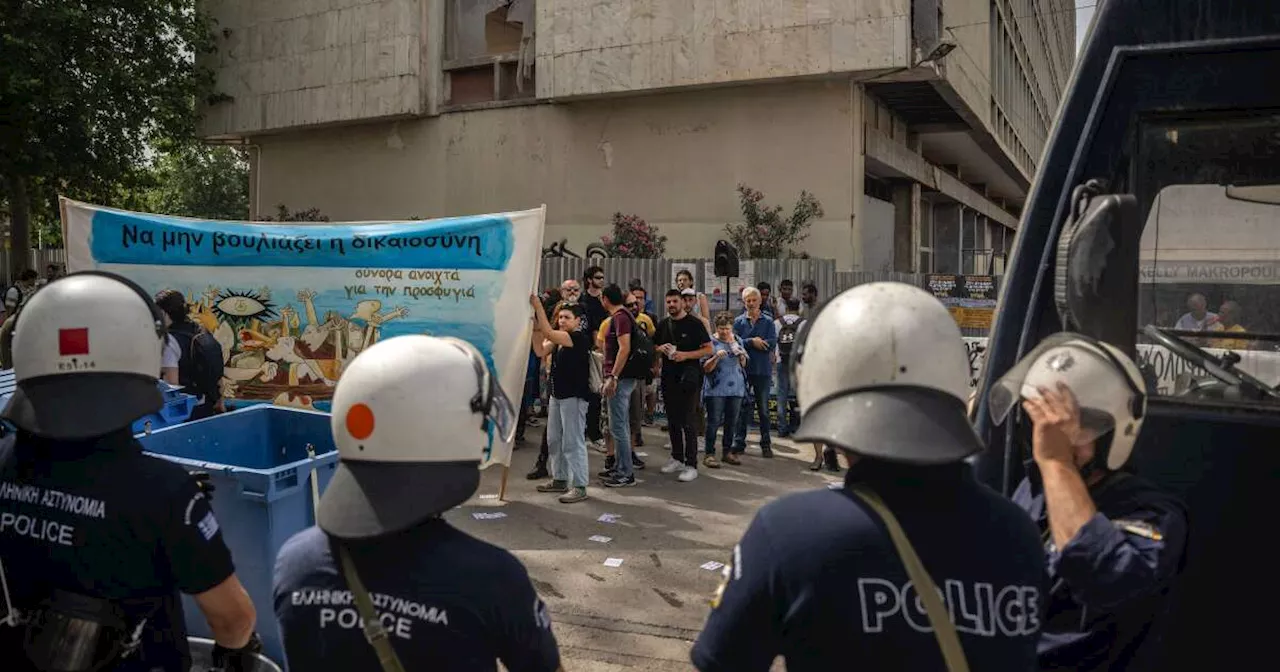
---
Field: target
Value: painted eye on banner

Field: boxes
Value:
[213,289,277,323]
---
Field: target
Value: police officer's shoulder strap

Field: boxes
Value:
[850,485,970,672]
[336,544,407,672]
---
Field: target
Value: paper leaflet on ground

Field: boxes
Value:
[60,197,546,468]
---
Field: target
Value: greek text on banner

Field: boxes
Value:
[60,198,545,468]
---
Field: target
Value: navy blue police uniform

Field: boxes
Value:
[692,460,1047,671]
[274,521,560,672]
[1012,465,1187,672]
[0,430,236,671]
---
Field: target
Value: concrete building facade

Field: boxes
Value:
[198,0,1074,272]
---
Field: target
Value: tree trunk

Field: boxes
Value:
[4,172,31,276]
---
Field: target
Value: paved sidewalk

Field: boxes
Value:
[446,423,844,670]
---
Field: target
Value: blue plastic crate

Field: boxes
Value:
[138,405,337,668]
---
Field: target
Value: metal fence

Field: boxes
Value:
[6,250,987,336]
[0,248,67,284]
[538,258,991,337]
[539,257,848,305]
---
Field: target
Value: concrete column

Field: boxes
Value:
[892,180,922,272]
[850,82,866,270]
[423,0,445,116]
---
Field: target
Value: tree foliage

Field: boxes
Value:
[723,184,823,258]
[142,143,250,221]
[268,205,330,222]
[0,0,217,270]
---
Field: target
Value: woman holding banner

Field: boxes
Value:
[529,296,592,503]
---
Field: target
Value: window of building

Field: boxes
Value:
[919,201,935,273]
[444,0,536,107]
[934,203,961,274]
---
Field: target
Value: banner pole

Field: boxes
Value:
[498,464,510,501]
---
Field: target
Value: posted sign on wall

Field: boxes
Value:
[925,274,1000,330]
[61,198,546,467]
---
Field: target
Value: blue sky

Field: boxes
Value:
[1076,3,1094,54]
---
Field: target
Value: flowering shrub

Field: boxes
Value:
[601,212,667,258]
[723,184,823,258]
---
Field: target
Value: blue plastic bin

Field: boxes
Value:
[137,405,337,668]
[132,382,198,434]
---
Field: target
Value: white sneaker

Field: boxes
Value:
[678,467,699,482]
[589,440,606,453]
[660,459,683,474]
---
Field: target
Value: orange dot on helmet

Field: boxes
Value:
[346,403,375,440]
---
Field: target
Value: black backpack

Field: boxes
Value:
[618,314,655,380]
[168,322,224,400]
[778,316,804,359]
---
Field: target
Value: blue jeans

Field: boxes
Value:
[608,378,638,478]
[775,366,799,435]
[734,374,773,450]
[704,395,742,457]
[547,396,589,488]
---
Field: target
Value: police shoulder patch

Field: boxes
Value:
[710,564,730,609]
[1113,518,1163,541]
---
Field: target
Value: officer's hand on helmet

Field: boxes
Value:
[191,472,216,501]
[212,632,263,672]
[1022,382,1084,466]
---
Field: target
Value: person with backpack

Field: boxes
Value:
[154,289,226,420]
[598,284,652,488]
[4,269,39,318]
[774,298,805,438]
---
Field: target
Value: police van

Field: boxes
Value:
[971,1,1280,668]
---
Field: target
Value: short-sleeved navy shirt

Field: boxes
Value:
[0,431,235,672]
[692,460,1047,672]
[274,521,560,672]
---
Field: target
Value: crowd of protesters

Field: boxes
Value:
[519,266,840,503]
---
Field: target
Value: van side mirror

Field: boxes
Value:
[1054,181,1140,355]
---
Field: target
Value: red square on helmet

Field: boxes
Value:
[58,328,90,356]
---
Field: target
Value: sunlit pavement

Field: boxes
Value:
[447,423,844,671]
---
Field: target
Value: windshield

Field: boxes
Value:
[1133,112,1280,401]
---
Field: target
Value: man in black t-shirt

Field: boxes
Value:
[580,266,608,449]
[654,289,713,481]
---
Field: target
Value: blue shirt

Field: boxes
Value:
[273,522,560,672]
[1012,467,1188,672]
[692,460,1046,672]
[732,313,776,377]
[702,337,747,397]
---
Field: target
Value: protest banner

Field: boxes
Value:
[60,197,546,469]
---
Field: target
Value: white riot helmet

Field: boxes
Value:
[318,335,517,539]
[790,282,982,464]
[988,333,1147,471]
[2,271,164,440]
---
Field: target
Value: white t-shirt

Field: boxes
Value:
[162,334,181,370]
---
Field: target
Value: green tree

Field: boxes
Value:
[143,143,250,221]
[0,1,217,270]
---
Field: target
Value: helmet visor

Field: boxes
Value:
[486,377,518,445]
[987,333,1121,445]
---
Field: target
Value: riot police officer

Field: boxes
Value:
[273,334,562,671]
[0,271,261,671]
[691,282,1046,671]
[990,333,1188,671]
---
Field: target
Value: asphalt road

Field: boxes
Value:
[444,421,845,671]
